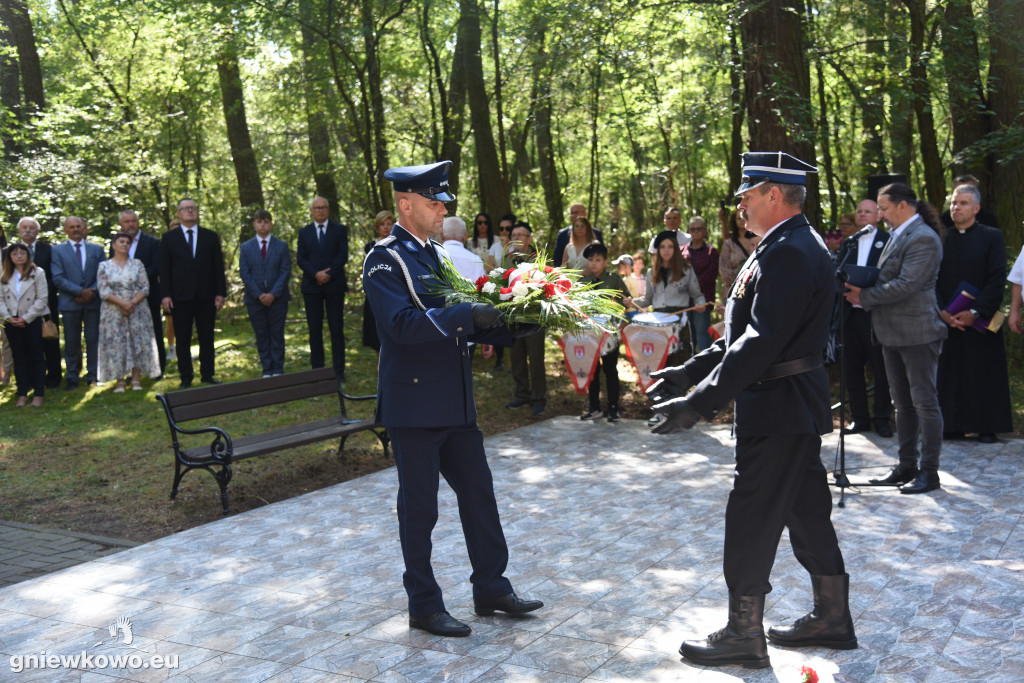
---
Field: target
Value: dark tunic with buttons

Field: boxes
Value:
[935,222,1013,434]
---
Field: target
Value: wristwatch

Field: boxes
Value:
[969,308,979,319]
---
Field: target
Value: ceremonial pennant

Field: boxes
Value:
[622,323,677,391]
[557,329,608,395]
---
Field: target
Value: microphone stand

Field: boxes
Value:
[832,241,856,508]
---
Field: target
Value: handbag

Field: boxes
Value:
[41,315,59,340]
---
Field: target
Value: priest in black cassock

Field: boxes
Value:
[935,184,1013,443]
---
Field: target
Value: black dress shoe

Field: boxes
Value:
[845,422,871,434]
[869,463,919,486]
[201,377,222,385]
[874,420,893,437]
[408,611,471,637]
[978,433,998,444]
[179,379,193,389]
[474,592,544,616]
[900,470,940,494]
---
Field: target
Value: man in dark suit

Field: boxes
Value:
[15,217,62,387]
[114,210,165,374]
[651,152,855,669]
[239,209,291,376]
[835,199,892,436]
[552,203,603,267]
[160,198,227,388]
[845,183,948,494]
[51,216,105,389]
[296,197,349,381]
[363,160,542,638]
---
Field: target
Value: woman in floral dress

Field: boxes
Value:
[97,232,160,391]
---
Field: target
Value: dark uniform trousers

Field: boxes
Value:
[304,291,345,376]
[842,308,891,424]
[173,299,217,381]
[726,433,845,595]
[390,424,513,616]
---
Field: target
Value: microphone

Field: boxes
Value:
[843,226,871,241]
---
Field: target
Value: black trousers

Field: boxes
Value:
[389,423,513,616]
[7,318,45,397]
[724,433,845,596]
[304,292,345,378]
[588,348,620,411]
[842,308,891,424]
[172,298,217,381]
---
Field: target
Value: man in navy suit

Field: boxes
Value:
[363,160,543,638]
[651,152,855,669]
[50,216,105,389]
[835,199,892,436]
[115,210,166,374]
[239,209,291,376]
[160,198,227,388]
[296,197,348,381]
[15,217,62,387]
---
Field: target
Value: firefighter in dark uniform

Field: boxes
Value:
[362,160,542,638]
[648,152,857,669]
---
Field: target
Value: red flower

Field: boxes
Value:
[555,278,572,293]
[544,266,554,273]
[543,282,556,297]
[475,275,489,291]
[800,665,819,683]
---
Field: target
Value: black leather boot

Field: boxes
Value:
[768,573,858,649]
[679,594,770,669]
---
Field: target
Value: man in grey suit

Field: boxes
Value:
[843,183,947,494]
[50,216,105,389]
[239,210,291,376]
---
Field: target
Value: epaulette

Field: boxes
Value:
[375,235,397,248]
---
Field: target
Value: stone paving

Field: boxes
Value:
[0,417,1022,682]
[0,523,138,590]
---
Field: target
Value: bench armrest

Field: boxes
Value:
[340,391,377,402]
[157,394,235,465]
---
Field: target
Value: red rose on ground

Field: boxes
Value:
[800,665,819,683]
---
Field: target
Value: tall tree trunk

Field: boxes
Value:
[532,18,562,233]
[887,5,915,180]
[861,0,887,185]
[988,0,1024,244]
[0,0,43,113]
[739,0,819,223]
[904,0,945,208]
[301,0,340,219]
[0,9,20,159]
[438,0,467,202]
[726,21,745,196]
[490,0,508,188]
[362,0,391,213]
[461,0,509,220]
[941,0,990,188]
[217,41,265,243]
[587,41,603,222]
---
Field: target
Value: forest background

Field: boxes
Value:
[1,0,1022,256]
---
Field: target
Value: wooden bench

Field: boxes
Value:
[156,368,390,514]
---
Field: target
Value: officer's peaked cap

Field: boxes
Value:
[384,161,456,202]
[734,151,818,196]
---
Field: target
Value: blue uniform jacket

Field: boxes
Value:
[362,224,514,428]
[239,235,292,305]
[681,214,835,437]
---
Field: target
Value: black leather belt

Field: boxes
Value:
[757,354,823,383]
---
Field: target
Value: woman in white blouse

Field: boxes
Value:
[0,243,49,406]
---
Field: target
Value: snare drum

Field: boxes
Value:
[631,312,683,354]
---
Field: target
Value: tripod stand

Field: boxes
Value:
[832,247,854,508]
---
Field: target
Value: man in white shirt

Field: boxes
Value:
[1008,245,1024,334]
[648,207,692,254]
[440,217,485,282]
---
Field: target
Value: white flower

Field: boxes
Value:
[489,269,504,278]
[481,282,496,294]
[511,282,529,298]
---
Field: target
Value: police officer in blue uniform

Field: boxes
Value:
[647,153,856,668]
[362,160,543,637]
